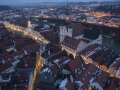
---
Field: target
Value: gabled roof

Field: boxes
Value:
[0,61,13,73]
[20,57,36,62]
[94,71,109,88]
[65,79,74,90]
[66,23,84,37]
[57,56,70,66]
[10,74,29,84]
[41,64,59,76]
[48,50,68,62]
[23,43,39,54]
[106,77,120,90]
[64,56,83,77]
[16,61,36,68]
[1,73,11,79]
[40,30,58,39]
[74,64,98,87]
[0,52,8,58]
[40,30,59,43]
[62,36,82,50]
[12,50,24,57]
[42,46,61,59]
[59,78,74,90]
[3,54,13,61]
[111,58,120,69]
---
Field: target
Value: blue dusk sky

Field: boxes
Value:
[0,0,115,5]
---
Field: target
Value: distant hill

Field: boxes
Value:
[0,5,11,11]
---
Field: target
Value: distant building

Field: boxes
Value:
[61,29,102,57]
[59,23,84,43]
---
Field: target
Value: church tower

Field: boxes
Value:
[27,20,32,29]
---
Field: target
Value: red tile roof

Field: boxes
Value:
[89,49,104,61]
[57,56,70,66]
[17,61,36,68]
[78,44,100,56]
[20,57,36,63]
[11,74,29,84]
[0,82,10,87]
[106,77,120,90]
[62,36,81,50]
[1,73,11,78]
[67,23,84,37]
[48,50,68,62]
[0,52,8,58]
[40,30,57,38]
[94,71,109,88]
[12,50,24,57]
[0,61,13,73]
[50,65,59,76]
[74,64,98,86]
[0,41,12,49]
[41,64,59,76]
[23,43,39,54]
[3,54,13,61]
[64,56,83,77]
[42,46,61,59]
[112,58,120,69]
[65,79,74,90]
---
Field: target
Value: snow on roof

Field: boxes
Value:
[59,78,68,88]
[42,68,51,73]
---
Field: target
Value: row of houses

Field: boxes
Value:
[0,23,40,90]
[39,22,120,90]
[41,44,120,90]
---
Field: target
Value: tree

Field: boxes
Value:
[0,5,11,11]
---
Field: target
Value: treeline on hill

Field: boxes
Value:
[0,5,11,10]
[68,1,120,5]
[96,5,120,14]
